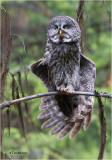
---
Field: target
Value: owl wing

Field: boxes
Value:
[79,54,96,130]
[80,54,96,92]
[29,59,51,90]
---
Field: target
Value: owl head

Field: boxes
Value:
[47,16,81,44]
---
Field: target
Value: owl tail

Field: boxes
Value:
[38,96,90,139]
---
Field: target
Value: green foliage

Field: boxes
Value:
[2,1,111,159]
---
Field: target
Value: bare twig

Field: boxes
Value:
[1,151,13,160]
[0,91,112,110]
[13,34,27,55]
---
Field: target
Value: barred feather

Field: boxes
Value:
[38,102,59,119]
[70,119,84,139]
[41,117,60,129]
[57,122,75,139]
[83,97,94,130]
[50,121,67,135]
[39,97,57,110]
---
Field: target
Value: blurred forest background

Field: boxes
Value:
[1,0,111,159]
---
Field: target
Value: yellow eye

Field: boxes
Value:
[55,25,58,30]
[63,25,69,29]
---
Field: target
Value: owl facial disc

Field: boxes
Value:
[48,16,81,44]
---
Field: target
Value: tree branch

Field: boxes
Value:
[0,91,112,110]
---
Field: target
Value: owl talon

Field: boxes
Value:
[57,86,74,93]
[64,87,74,93]
[57,86,65,92]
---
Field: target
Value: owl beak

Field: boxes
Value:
[59,29,63,36]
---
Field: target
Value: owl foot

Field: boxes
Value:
[57,86,65,92]
[57,86,74,93]
[63,87,73,93]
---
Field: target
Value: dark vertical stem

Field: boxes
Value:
[95,91,106,160]
[76,0,85,53]
[98,98,106,160]
[1,11,12,101]
[11,75,16,100]
[16,87,26,137]
[103,0,111,30]
[6,107,12,136]
[0,10,12,156]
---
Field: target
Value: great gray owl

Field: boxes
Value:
[29,16,96,139]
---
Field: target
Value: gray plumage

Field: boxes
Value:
[29,16,96,139]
